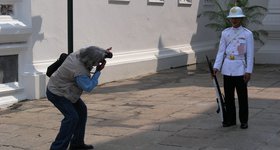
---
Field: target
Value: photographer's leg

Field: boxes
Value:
[69,99,94,150]
[47,89,79,150]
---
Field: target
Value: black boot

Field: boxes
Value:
[69,144,94,150]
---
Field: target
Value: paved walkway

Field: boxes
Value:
[0,63,280,150]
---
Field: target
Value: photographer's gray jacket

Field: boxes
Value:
[47,51,90,103]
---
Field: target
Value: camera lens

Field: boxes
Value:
[105,51,113,58]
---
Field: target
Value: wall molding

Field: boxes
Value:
[33,41,216,73]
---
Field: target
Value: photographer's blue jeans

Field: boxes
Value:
[46,89,87,150]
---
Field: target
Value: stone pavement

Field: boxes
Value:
[0,63,280,150]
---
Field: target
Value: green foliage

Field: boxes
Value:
[199,0,268,45]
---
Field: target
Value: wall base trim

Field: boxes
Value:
[0,82,26,109]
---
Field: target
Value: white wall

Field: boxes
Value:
[73,1,212,51]
[26,0,218,99]
[31,1,216,69]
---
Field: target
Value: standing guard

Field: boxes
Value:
[213,6,254,129]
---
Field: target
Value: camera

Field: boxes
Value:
[97,51,112,66]
[104,51,113,59]
[95,51,112,72]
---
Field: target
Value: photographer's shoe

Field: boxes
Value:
[69,144,94,150]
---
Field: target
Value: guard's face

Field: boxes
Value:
[230,18,242,28]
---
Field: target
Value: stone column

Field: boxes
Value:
[255,0,280,64]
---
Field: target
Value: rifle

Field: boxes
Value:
[206,56,226,123]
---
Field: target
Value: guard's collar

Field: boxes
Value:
[232,26,243,30]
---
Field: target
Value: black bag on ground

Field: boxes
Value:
[46,53,68,77]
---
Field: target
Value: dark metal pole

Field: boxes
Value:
[67,0,73,54]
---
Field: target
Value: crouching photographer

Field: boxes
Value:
[46,46,112,150]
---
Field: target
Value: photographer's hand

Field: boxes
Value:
[96,60,106,72]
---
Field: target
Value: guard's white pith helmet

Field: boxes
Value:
[227,6,245,18]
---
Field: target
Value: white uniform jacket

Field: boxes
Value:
[213,26,254,76]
